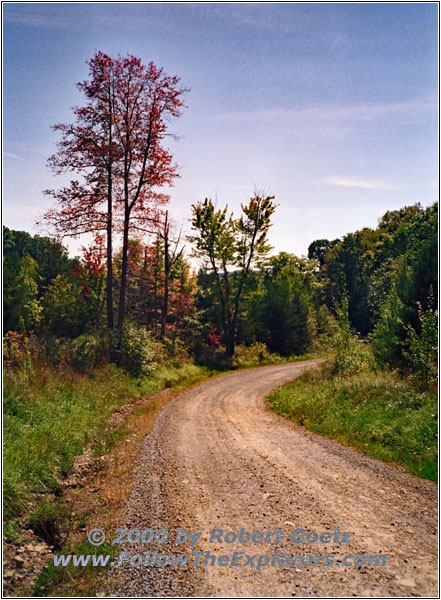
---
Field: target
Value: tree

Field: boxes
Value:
[307,238,339,268]
[258,253,315,356]
[3,226,73,293]
[156,211,184,338]
[323,230,376,335]
[42,52,118,330]
[42,51,188,355]
[370,233,438,370]
[190,194,276,357]
[4,256,42,333]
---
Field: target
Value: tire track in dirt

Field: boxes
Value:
[108,361,437,597]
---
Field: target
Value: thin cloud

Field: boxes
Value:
[324,176,405,192]
[3,10,71,28]
[218,98,435,124]
[3,151,20,160]
[205,4,292,32]
[4,6,194,35]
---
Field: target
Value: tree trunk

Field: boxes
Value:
[226,336,235,358]
[117,205,130,349]
[161,240,169,338]
[106,172,114,331]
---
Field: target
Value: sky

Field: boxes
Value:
[3,2,439,258]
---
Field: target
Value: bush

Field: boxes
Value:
[370,283,406,368]
[194,343,233,370]
[3,331,33,370]
[69,334,109,372]
[403,301,438,388]
[330,297,370,376]
[233,342,283,368]
[120,324,156,377]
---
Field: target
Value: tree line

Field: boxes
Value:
[4,198,437,371]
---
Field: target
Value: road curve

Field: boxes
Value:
[108,361,437,597]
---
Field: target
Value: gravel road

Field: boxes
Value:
[108,361,438,597]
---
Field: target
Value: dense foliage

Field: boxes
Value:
[4,201,437,381]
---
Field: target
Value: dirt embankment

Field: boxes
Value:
[107,361,438,597]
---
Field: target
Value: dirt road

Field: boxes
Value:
[108,361,438,597]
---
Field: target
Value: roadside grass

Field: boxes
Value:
[5,344,316,536]
[3,360,215,529]
[269,366,438,481]
[33,541,117,598]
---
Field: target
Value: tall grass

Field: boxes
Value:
[269,366,437,481]
[3,359,212,523]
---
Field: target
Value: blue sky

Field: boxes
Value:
[3,2,438,257]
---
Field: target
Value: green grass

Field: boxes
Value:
[269,367,438,481]
[3,360,215,524]
[33,541,117,597]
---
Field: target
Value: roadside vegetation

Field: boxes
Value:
[3,340,212,526]
[3,337,305,597]
[270,363,437,481]
[3,333,306,544]
[3,202,437,541]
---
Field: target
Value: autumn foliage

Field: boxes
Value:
[42,51,188,354]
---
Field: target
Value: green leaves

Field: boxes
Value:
[190,194,276,272]
[189,198,234,265]
[403,295,438,388]
[5,255,42,333]
[189,194,277,356]
[329,296,370,376]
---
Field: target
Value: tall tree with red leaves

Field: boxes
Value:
[42,51,188,356]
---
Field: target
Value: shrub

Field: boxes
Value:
[370,283,406,368]
[3,331,33,370]
[330,297,370,376]
[120,324,156,377]
[194,344,233,369]
[233,342,283,368]
[69,334,109,372]
[403,301,438,388]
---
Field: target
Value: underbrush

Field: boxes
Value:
[269,366,437,481]
[3,357,213,531]
[194,341,318,370]
[231,342,318,369]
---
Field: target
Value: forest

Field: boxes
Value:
[4,198,438,376]
[3,53,438,590]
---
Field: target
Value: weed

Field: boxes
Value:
[33,541,116,597]
[269,366,437,481]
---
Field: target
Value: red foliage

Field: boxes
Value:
[207,328,221,348]
[42,51,189,332]
[81,235,106,276]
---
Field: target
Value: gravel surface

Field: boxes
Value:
[107,361,438,597]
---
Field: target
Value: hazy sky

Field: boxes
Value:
[3,2,438,257]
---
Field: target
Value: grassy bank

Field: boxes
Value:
[269,366,437,481]
[3,360,215,530]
